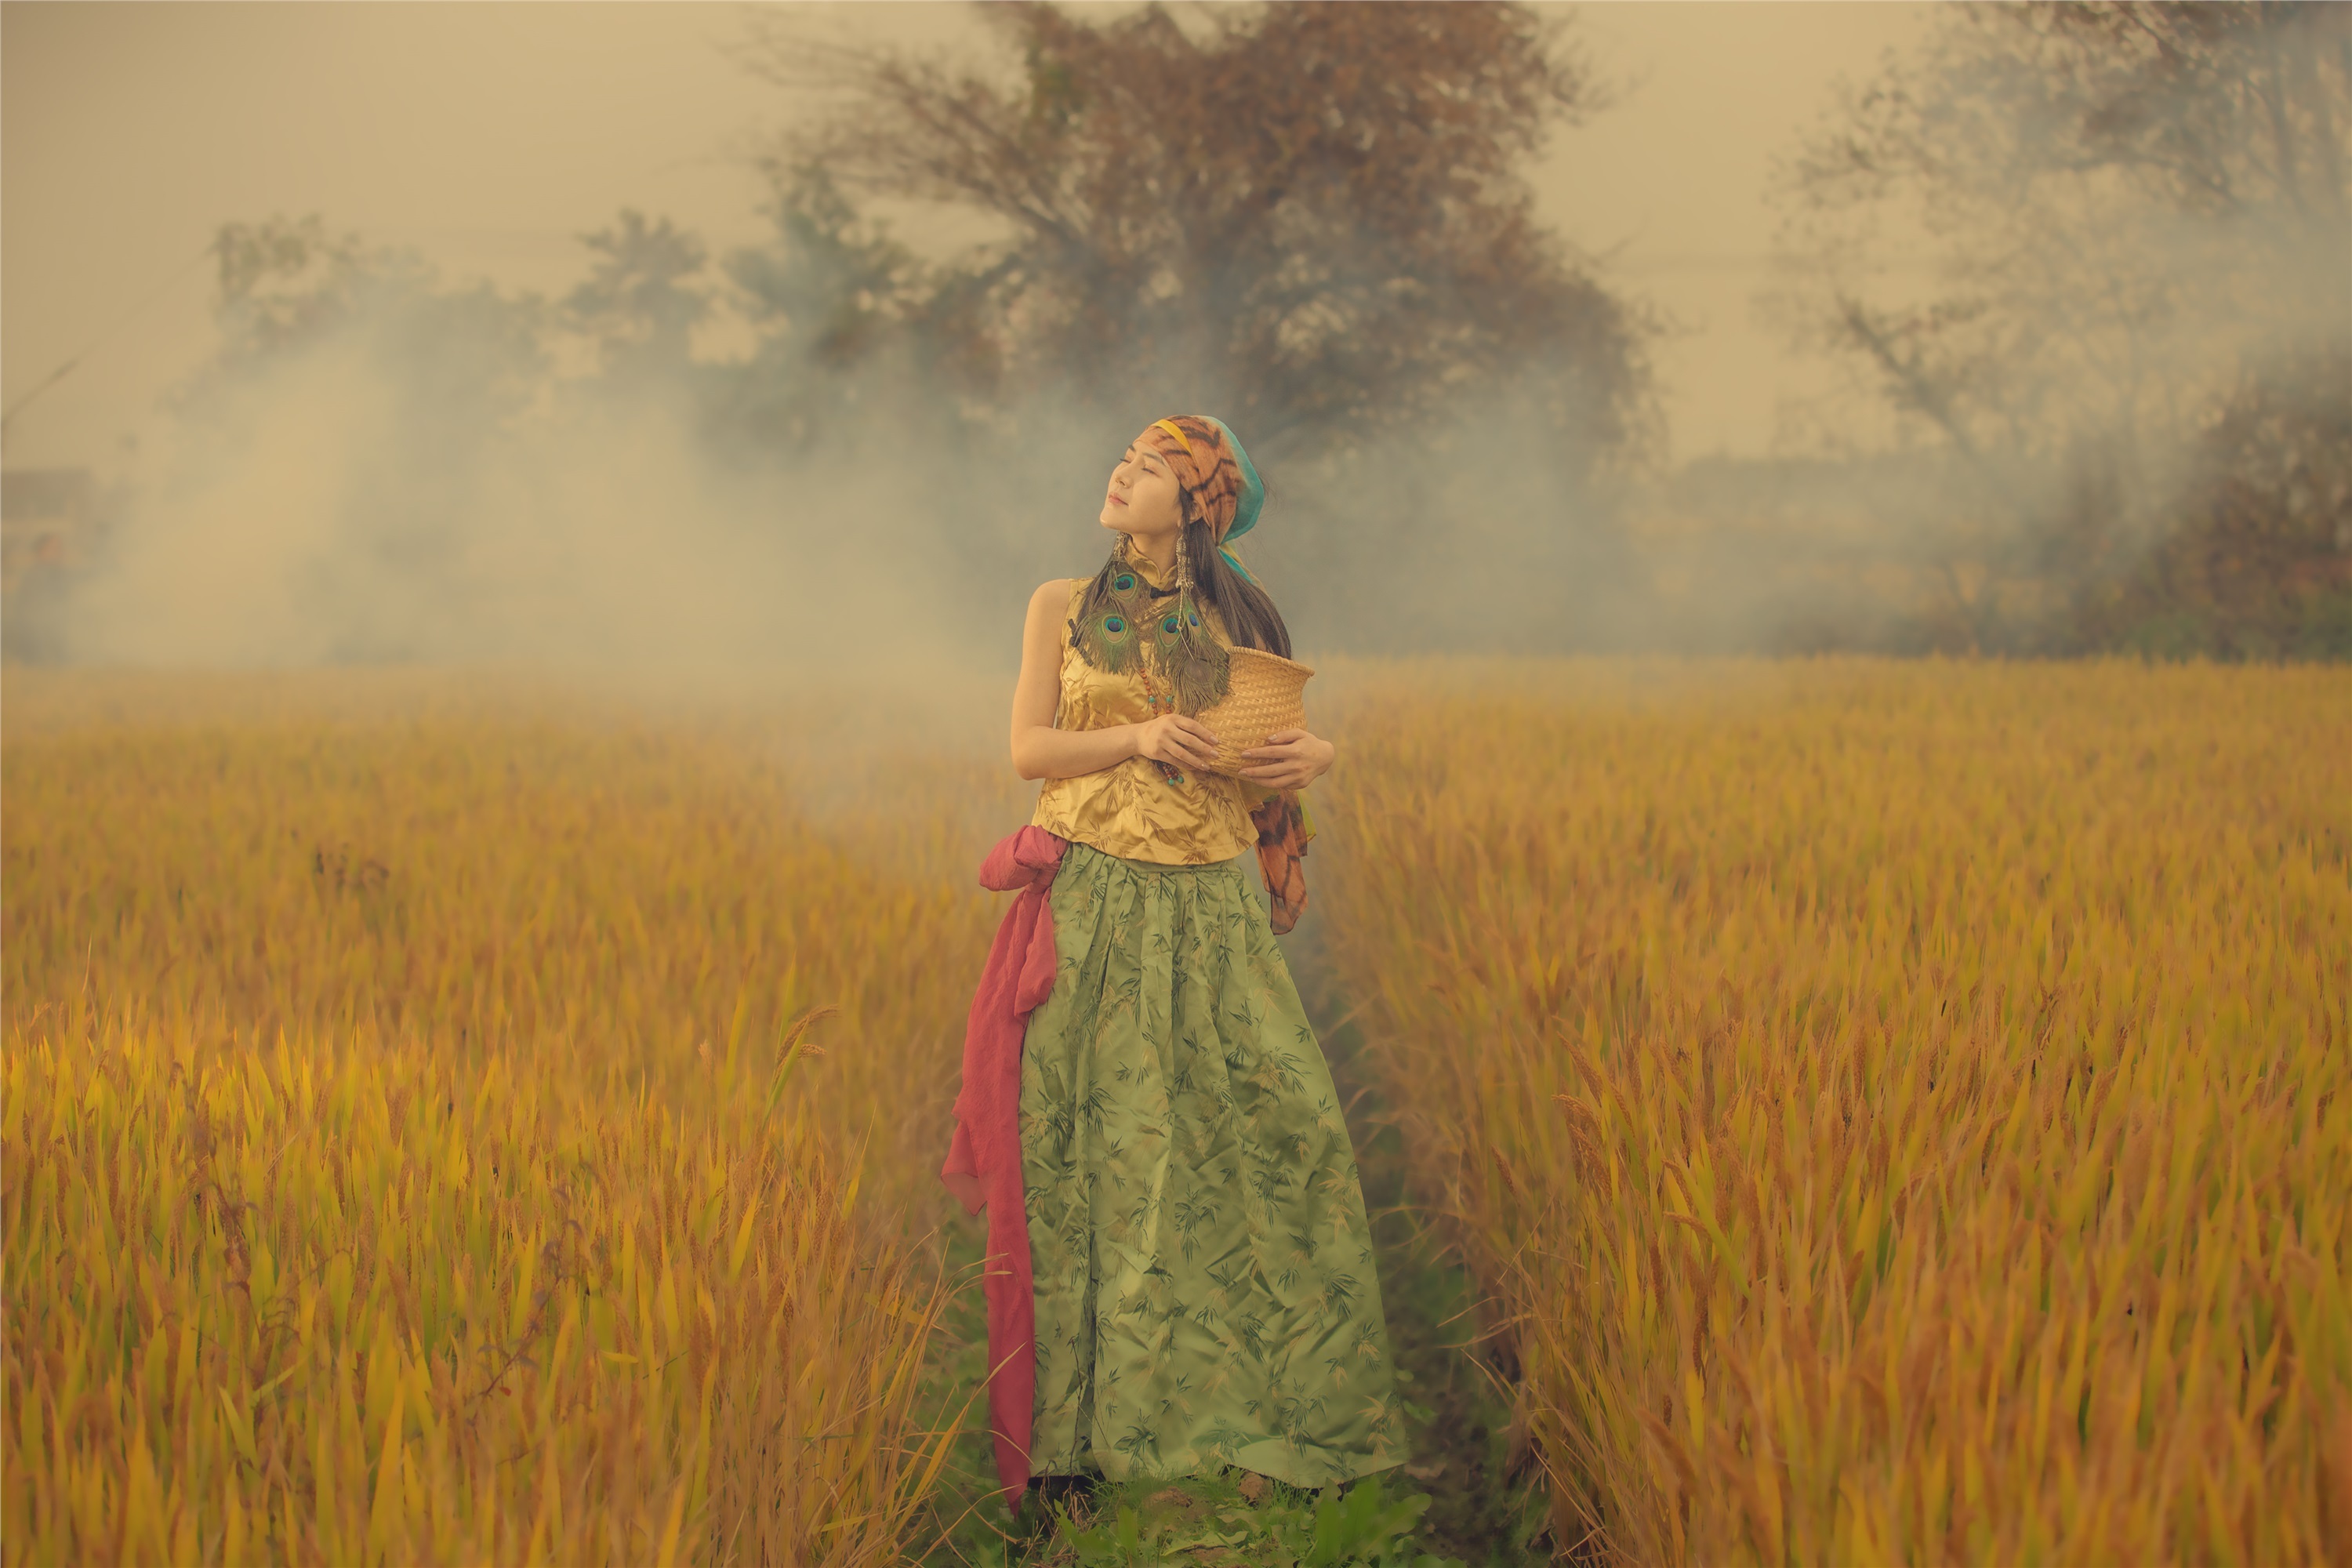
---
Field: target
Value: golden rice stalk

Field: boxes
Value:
[0,671,1013,1211]
[1,1013,957,1566]
[1316,656,2352,1565]
[1,671,1020,1563]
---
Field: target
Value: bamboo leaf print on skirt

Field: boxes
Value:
[1018,841,1407,1487]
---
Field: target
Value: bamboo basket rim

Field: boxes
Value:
[1220,643,1316,680]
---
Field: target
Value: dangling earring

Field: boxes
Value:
[1156,519,1231,715]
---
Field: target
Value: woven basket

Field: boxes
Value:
[1195,644,1315,778]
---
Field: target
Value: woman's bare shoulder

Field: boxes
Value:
[1027,578,1081,619]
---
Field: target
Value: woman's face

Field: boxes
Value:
[1098,431,1185,543]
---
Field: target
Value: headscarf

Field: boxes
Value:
[1142,415,1265,583]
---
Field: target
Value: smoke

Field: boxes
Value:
[34,2,2350,675]
[45,205,2343,677]
[1704,2,2352,656]
[47,272,1664,678]
[61,318,953,673]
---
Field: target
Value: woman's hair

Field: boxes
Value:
[1183,510,1293,658]
[1076,485,1291,661]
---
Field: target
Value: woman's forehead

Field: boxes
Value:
[1131,427,1181,463]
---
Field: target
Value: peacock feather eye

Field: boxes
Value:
[1187,611,1200,627]
[1161,614,1180,635]
[1104,615,1128,635]
[1113,572,1136,593]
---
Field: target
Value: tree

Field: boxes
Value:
[208,215,395,368]
[195,214,546,419]
[564,209,713,384]
[709,168,938,456]
[745,2,1654,469]
[2071,343,2352,659]
[1763,2,2352,652]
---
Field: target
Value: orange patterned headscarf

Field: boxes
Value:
[1142,416,1251,545]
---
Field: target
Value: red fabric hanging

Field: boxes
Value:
[939,824,1068,1510]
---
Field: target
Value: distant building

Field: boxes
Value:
[2,466,97,661]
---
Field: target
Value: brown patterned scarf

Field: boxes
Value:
[1250,792,1314,935]
[1143,416,1247,542]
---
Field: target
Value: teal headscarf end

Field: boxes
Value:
[1203,416,1264,544]
[1218,546,1258,585]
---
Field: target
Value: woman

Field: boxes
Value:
[942,416,1406,1518]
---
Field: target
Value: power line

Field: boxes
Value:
[1,243,213,438]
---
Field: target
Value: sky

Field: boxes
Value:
[1,1,1935,480]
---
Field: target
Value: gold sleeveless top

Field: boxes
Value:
[1030,564,1272,865]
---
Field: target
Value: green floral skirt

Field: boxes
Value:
[1018,840,1406,1487]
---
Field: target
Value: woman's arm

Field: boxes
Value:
[1009,579,1221,781]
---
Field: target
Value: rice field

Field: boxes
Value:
[5,658,2347,1564]
[1314,658,2352,1564]
[1,670,1018,1566]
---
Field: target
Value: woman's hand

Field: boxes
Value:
[1238,728,1334,790]
[1134,713,1222,772]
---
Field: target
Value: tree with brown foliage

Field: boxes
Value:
[746,2,1653,466]
[1766,2,2351,656]
[1772,1,2348,473]
[2071,344,2352,659]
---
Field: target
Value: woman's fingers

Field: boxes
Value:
[1176,717,1219,764]
[1150,720,1218,768]
[1147,717,1323,775]
[1145,717,1215,765]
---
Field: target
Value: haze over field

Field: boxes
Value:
[4,2,2344,669]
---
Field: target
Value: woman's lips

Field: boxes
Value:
[1107,492,1127,506]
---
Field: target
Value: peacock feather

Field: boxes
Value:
[1070,535,1232,713]
[1072,601,1144,676]
[1069,556,1155,677]
[1153,590,1232,715]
